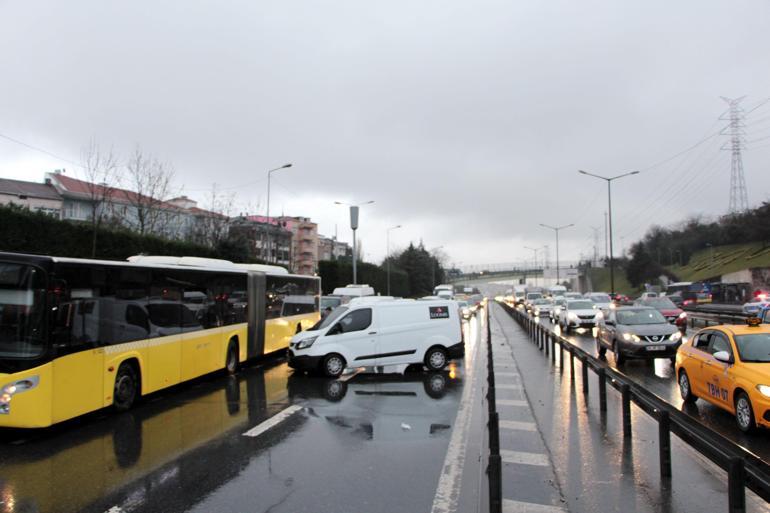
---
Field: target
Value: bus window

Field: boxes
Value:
[0,263,46,359]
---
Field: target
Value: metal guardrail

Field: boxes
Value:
[484,305,503,513]
[497,301,770,513]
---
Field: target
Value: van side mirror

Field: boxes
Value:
[713,351,732,364]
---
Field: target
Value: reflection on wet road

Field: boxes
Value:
[0,316,482,513]
[532,312,770,461]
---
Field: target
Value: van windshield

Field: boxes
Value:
[308,306,348,331]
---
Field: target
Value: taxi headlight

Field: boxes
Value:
[296,336,318,350]
[622,333,641,342]
[669,332,682,341]
[756,385,770,398]
[0,376,39,414]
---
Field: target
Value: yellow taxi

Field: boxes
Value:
[675,317,770,432]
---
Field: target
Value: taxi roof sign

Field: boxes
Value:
[747,316,762,327]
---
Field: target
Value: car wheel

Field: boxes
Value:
[735,392,756,433]
[425,347,448,371]
[613,341,625,365]
[322,353,346,378]
[678,370,697,403]
[596,338,606,358]
[114,363,138,411]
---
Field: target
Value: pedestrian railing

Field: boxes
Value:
[484,305,503,513]
[496,300,770,513]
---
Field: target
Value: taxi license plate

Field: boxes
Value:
[646,345,665,351]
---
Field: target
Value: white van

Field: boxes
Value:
[288,299,464,377]
[548,285,567,298]
[332,284,375,304]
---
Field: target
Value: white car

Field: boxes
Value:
[585,293,612,311]
[531,299,553,318]
[288,299,464,377]
[550,297,567,323]
[559,299,602,333]
[743,294,769,316]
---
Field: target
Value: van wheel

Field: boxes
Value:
[425,347,448,371]
[226,341,239,375]
[114,363,138,412]
[322,354,346,378]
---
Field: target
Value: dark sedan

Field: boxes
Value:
[596,307,682,364]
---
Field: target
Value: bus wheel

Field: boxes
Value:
[226,341,239,375]
[114,363,138,412]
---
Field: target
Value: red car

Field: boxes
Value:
[636,297,687,331]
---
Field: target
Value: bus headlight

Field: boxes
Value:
[296,336,318,350]
[0,376,39,414]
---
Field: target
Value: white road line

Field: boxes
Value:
[499,420,536,431]
[242,405,303,438]
[493,372,520,378]
[503,499,566,513]
[496,384,523,390]
[501,450,550,467]
[338,367,365,382]
[497,399,528,407]
[104,507,123,513]
[430,325,480,513]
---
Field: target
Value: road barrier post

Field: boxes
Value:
[728,457,746,513]
[581,357,589,395]
[569,349,575,378]
[558,341,563,369]
[489,411,500,455]
[598,368,607,412]
[488,453,502,513]
[544,331,549,356]
[659,411,672,479]
[550,336,556,364]
[621,384,631,437]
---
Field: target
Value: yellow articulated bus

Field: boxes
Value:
[0,252,320,428]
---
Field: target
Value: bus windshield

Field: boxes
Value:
[0,263,47,358]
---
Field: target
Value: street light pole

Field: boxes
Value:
[386,224,402,295]
[578,169,639,294]
[335,200,375,285]
[539,224,574,285]
[265,163,292,263]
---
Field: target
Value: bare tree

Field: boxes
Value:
[123,146,176,236]
[190,183,236,247]
[81,140,119,257]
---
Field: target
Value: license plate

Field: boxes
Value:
[646,345,665,351]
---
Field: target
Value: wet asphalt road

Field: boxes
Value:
[528,310,770,462]
[0,316,484,513]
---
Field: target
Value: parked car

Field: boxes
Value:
[596,307,681,365]
[558,299,601,333]
[635,297,687,331]
[289,299,463,377]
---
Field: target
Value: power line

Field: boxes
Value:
[0,131,82,168]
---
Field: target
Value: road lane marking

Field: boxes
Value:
[497,399,527,407]
[430,319,481,513]
[503,499,566,513]
[496,384,522,390]
[499,420,536,431]
[501,450,549,466]
[338,367,365,382]
[494,372,520,378]
[242,405,303,438]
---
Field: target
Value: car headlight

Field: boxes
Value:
[622,333,641,342]
[678,312,687,319]
[756,385,770,398]
[669,332,682,341]
[0,376,39,414]
[568,312,578,320]
[296,336,318,350]
[595,310,604,320]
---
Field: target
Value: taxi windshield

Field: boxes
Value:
[0,263,47,358]
[308,306,349,331]
[617,309,667,325]
[735,333,770,363]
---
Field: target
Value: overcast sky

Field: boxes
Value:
[1,0,769,269]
